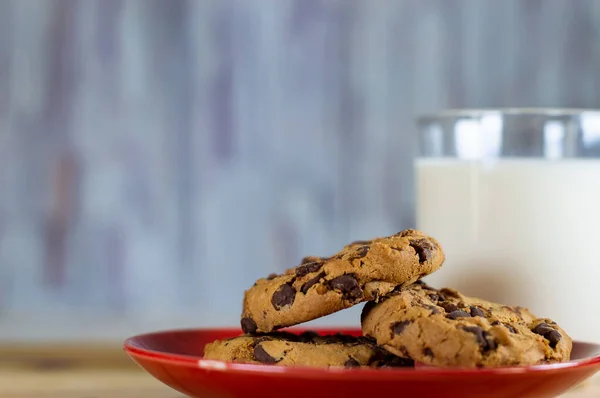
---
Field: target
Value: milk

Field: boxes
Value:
[416,158,600,342]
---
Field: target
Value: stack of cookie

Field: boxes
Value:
[204,229,572,368]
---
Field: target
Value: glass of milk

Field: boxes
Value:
[415,108,600,342]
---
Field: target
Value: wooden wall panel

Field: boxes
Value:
[1,0,599,339]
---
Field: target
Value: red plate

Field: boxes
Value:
[124,327,600,398]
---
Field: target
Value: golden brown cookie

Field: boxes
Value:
[361,282,572,368]
[240,229,445,333]
[203,331,413,368]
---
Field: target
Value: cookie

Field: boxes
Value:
[203,331,414,368]
[241,229,445,333]
[361,281,572,368]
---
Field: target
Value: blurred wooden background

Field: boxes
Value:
[1,0,600,341]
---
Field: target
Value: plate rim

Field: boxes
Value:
[123,327,600,379]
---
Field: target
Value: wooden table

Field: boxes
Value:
[0,369,180,398]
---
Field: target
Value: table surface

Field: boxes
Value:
[1,369,599,398]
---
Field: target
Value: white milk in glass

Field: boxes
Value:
[416,158,600,342]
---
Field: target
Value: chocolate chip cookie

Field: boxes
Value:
[361,282,572,368]
[203,331,414,368]
[241,229,445,333]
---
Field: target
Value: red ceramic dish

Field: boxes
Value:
[124,327,600,398]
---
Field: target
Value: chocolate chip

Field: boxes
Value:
[319,334,347,344]
[532,323,555,336]
[271,284,296,310]
[504,324,517,333]
[485,334,497,351]
[417,282,438,291]
[462,326,497,352]
[392,320,411,334]
[266,273,278,280]
[376,356,415,368]
[439,288,461,298]
[344,358,361,368]
[532,323,562,348]
[252,336,272,345]
[334,333,360,345]
[254,344,278,364]
[470,306,485,317]
[446,310,471,320]
[301,256,325,264]
[491,321,517,333]
[241,317,257,334]
[349,240,372,246]
[298,331,320,342]
[428,294,439,302]
[390,285,405,295]
[503,306,523,317]
[409,239,434,263]
[425,304,441,314]
[301,272,325,294]
[441,302,459,313]
[346,245,371,262]
[398,229,416,237]
[423,348,434,357]
[295,261,323,277]
[354,245,370,258]
[330,275,362,299]
[546,330,562,348]
[272,332,299,342]
[358,335,377,345]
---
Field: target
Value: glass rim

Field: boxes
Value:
[417,108,600,123]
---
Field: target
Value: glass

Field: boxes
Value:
[414,108,600,342]
[417,108,600,159]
